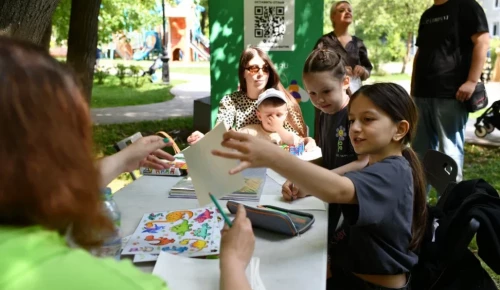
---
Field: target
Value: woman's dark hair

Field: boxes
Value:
[0,36,114,249]
[350,83,427,250]
[238,46,280,93]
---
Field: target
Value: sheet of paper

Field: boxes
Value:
[183,122,245,206]
[122,207,222,257]
[152,252,266,290]
[298,147,322,162]
[259,195,327,211]
[133,253,159,263]
[266,169,287,185]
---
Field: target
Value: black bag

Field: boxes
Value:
[465,82,488,112]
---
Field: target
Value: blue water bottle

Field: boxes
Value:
[99,187,122,260]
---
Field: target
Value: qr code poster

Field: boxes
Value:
[244,0,295,51]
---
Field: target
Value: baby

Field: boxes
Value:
[240,88,301,146]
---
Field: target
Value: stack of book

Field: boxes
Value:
[169,176,264,202]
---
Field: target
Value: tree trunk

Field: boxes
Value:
[401,32,413,74]
[0,0,60,45]
[40,21,53,51]
[200,10,207,35]
[66,0,102,103]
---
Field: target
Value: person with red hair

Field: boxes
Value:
[0,37,255,290]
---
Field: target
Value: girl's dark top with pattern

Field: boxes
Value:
[314,32,373,73]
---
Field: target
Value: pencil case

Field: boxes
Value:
[226,200,315,236]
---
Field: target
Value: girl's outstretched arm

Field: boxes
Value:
[213,131,357,204]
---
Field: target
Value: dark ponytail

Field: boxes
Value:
[403,147,427,250]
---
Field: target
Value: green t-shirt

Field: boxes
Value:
[0,226,169,290]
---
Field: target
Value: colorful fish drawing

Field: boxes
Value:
[194,209,213,223]
[166,210,193,222]
[179,239,208,251]
[142,224,165,233]
[148,213,164,220]
[162,246,189,254]
[192,223,211,239]
[170,220,192,236]
[144,235,175,246]
[144,211,193,228]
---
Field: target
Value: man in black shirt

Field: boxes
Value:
[411,0,489,182]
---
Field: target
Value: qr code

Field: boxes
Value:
[254,6,285,40]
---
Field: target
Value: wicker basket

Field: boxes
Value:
[155,131,181,154]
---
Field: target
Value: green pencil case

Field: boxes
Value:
[226,200,315,236]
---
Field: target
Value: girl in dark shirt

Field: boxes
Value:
[315,1,373,92]
[212,83,428,289]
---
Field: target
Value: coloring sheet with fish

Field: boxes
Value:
[122,206,224,257]
[182,122,245,206]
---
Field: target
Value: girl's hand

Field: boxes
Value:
[282,180,307,201]
[303,137,317,152]
[220,205,255,271]
[212,131,281,174]
[187,131,204,145]
[353,65,367,78]
[345,66,353,76]
[121,136,174,172]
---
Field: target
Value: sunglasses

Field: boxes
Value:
[245,65,270,74]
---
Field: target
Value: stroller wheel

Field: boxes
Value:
[485,123,495,133]
[475,126,488,138]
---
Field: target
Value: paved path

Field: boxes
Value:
[91,77,500,146]
[90,73,210,125]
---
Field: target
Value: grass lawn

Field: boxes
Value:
[369,73,411,83]
[91,76,184,108]
[169,65,210,76]
[93,117,192,193]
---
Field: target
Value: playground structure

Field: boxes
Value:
[112,0,209,62]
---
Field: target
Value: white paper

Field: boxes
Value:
[182,123,245,206]
[266,169,287,185]
[298,147,322,162]
[260,195,327,211]
[152,252,266,290]
[133,253,159,263]
[349,76,362,93]
[244,0,295,51]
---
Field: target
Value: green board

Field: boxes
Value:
[208,0,323,136]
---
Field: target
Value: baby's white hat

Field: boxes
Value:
[256,88,287,107]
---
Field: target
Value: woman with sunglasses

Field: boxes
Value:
[187,47,315,150]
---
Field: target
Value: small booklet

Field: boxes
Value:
[169,176,264,201]
[152,251,266,290]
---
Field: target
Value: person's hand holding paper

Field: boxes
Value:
[183,123,245,206]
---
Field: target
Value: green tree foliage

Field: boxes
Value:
[52,0,171,45]
[322,0,431,72]
[353,0,432,72]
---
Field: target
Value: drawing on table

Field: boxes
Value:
[194,209,213,223]
[166,210,194,222]
[192,223,211,239]
[142,224,165,233]
[148,213,164,220]
[123,206,223,257]
[171,220,192,236]
[144,235,175,246]
[180,239,208,251]
[162,246,189,254]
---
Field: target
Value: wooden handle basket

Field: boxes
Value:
[156,131,181,154]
